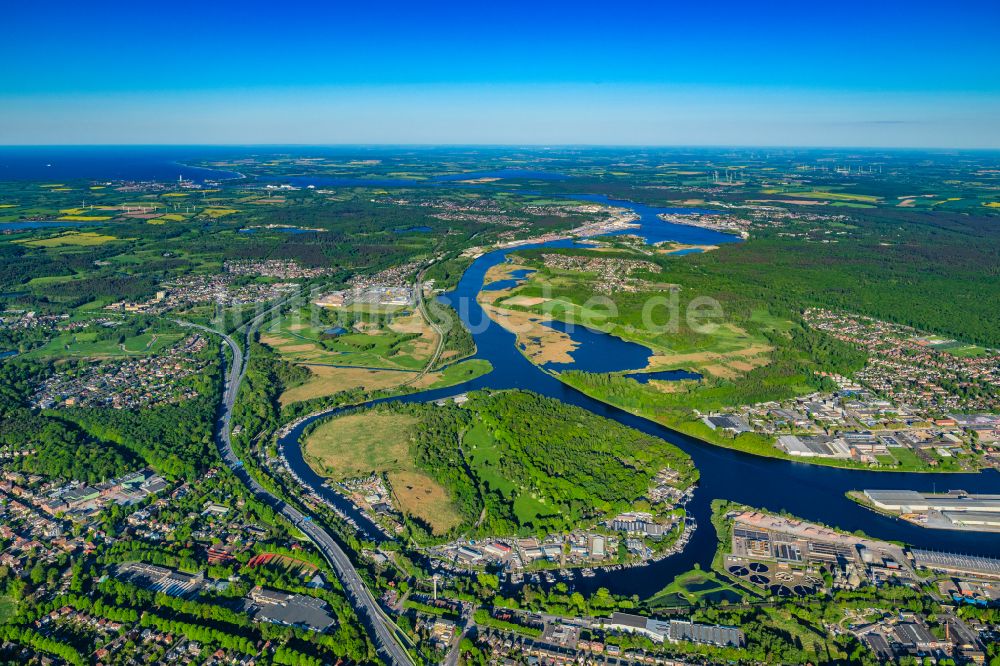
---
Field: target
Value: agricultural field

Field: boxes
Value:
[781,190,881,203]
[15,231,121,247]
[276,358,491,406]
[303,411,418,480]
[277,365,418,406]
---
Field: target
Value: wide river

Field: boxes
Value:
[279,194,1000,597]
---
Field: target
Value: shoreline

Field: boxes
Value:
[656,212,749,239]
[555,372,972,474]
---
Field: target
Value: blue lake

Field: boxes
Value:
[394,225,433,234]
[0,146,241,182]
[541,320,652,373]
[626,369,702,383]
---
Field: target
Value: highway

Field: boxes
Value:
[180,312,415,666]
[412,265,446,381]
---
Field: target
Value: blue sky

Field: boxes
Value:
[3,0,999,146]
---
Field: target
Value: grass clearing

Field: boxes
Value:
[278,365,417,405]
[647,569,745,608]
[303,411,461,534]
[303,412,418,479]
[645,330,773,378]
[935,342,990,358]
[22,330,182,359]
[424,359,492,389]
[502,295,551,307]
[388,470,463,534]
[464,422,516,496]
[0,595,17,622]
[513,493,554,525]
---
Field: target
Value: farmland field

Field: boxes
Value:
[16,231,120,247]
[278,365,418,406]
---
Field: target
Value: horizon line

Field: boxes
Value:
[2,143,1000,152]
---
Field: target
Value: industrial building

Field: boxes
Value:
[912,550,1000,579]
[864,490,1000,530]
[115,562,205,598]
[863,489,1000,514]
[777,434,852,458]
[245,586,336,632]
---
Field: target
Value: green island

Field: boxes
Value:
[302,389,698,540]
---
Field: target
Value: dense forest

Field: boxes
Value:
[674,210,1000,347]
[425,299,476,368]
[232,337,312,441]
[0,408,136,483]
[52,396,216,480]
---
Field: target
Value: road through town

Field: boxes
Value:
[181,314,414,666]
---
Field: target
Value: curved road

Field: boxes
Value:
[180,316,414,666]
[408,265,447,385]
